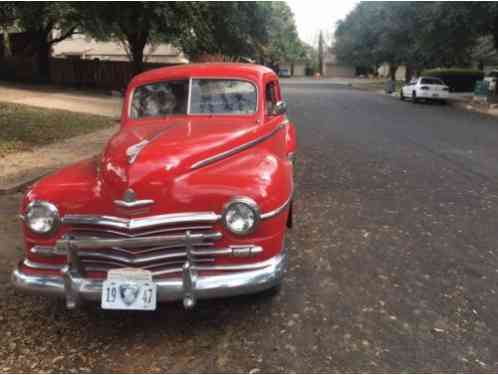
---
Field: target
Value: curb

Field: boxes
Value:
[0,172,48,195]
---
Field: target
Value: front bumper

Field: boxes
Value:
[12,249,287,309]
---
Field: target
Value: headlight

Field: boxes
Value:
[222,197,260,236]
[25,201,60,235]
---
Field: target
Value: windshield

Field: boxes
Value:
[130,79,257,119]
[420,78,444,85]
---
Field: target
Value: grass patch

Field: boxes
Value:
[0,102,115,157]
[353,79,404,92]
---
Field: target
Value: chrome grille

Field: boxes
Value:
[65,220,221,279]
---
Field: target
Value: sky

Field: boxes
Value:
[286,0,358,47]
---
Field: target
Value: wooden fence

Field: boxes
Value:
[0,57,177,91]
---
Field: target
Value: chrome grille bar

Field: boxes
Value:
[62,212,221,230]
[70,225,214,238]
[55,231,222,251]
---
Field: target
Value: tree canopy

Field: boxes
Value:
[334,2,498,78]
[263,2,307,68]
[76,2,198,74]
[0,2,16,29]
[5,2,79,80]
[180,2,270,61]
[3,2,310,79]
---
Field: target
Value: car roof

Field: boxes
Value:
[130,63,277,87]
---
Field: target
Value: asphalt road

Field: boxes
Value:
[1,84,498,372]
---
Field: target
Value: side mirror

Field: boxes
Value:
[273,100,287,116]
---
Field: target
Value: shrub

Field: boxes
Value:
[421,68,484,93]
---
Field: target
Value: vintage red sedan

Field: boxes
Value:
[12,63,296,310]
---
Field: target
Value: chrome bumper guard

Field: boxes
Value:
[12,230,287,309]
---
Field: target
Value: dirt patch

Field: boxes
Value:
[0,125,119,193]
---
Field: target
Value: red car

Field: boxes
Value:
[12,63,296,310]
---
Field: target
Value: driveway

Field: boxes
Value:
[1,83,498,372]
[0,81,121,118]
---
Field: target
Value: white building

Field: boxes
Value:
[52,33,188,64]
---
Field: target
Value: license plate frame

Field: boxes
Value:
[101,268,157,311]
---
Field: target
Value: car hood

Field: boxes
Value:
[99,117,260,194]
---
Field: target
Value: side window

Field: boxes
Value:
[265,81,278,115]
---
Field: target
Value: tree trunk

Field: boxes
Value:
[127,33,148,76]
[404,65,412,82]
[130,46,144,76]
[36,43,51,83]
[389,64,398,81]
[2,30,11,57]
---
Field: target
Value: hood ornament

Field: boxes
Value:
[126,140,149,164]
[114,188,154,209]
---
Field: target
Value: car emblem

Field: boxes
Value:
[114,188,154,209]
[119,283,141,305]
[123,188,136,202]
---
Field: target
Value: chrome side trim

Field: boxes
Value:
[62,212,221,230]
[260,189,293,220]
[190,122,288,171]
[113,199,155,209]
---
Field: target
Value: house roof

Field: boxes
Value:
[52,35,188,63]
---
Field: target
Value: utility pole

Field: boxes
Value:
[318,30,324,76]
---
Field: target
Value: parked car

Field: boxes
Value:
[400,76,449,104]
[484,70,498,92]
[12,63,296,311]
[279,67,291,78]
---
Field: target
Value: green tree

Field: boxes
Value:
[0,2,15,28]
[262,2,306,70]
[180,2,270,61]
[78,2,271,72]
[334,3,387,73]
[10,2,79,81]
[0,2,16,57]
[414,2,481,68]
[77,2,197,75]
[335,2,498,77]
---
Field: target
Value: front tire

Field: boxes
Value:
[259,283,282,298]
[286,201,293,228]
[412,91,418,103]
[400,89,405,100]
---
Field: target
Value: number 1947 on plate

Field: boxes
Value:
[101,280,157,310]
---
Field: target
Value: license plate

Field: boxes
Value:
[433,93,439,97]
[101,268,157,310]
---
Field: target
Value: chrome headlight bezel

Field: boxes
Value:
[222,197,260,236]
[24,200,60,235]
